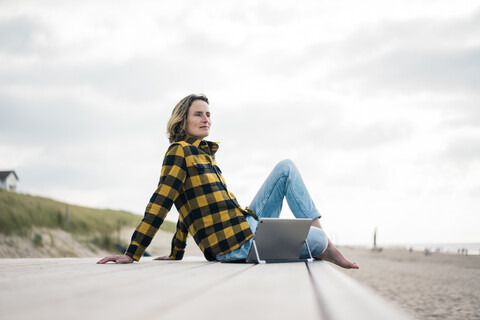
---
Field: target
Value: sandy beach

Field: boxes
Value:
[336,246,480,320]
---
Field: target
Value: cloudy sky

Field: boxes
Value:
[1,0,479,246]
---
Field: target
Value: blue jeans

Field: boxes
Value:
[216,159,328,262]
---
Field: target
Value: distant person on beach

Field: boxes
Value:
[97,94,358,269]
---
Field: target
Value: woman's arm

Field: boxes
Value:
[125,144,187,261]
[168,218,189,260]
[98,144,187,264]
[152,218,188,261]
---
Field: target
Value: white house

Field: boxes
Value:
[0,171,19,191]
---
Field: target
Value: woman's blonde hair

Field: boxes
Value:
[167,93,209,143]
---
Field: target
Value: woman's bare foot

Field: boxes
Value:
[316,239,359,269]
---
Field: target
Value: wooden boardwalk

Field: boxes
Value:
[0,257,415,320]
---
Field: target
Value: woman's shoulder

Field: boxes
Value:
[166,141,184,152]
[165,140,192,156]
[167,140,190,149]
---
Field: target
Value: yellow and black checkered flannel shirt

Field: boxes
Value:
[125,138,257,261]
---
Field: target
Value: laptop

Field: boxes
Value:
[246,218,314,264]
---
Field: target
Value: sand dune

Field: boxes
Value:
[0,228,203,259]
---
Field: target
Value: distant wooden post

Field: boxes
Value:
[373,227,377,249]
[117,219,121,244]
[65,204,70,229]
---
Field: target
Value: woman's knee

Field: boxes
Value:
[274,159,297,175]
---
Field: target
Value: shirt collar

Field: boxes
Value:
[183,137,219,157]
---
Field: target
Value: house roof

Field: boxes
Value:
[0,171,19,180]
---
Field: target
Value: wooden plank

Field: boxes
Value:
[3,258,416,320]
[307,261,415,320]
[161,262,322,320]
[0,257,211,293]
[0,257,252,320]
[0,258,322,320]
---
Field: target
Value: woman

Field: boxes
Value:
[97,94,358,269]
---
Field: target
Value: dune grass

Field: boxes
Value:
[0,189,176,251]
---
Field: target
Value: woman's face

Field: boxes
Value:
[186,100,211,140]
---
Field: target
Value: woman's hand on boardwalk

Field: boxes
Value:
[96,255,134,264]
[153,255,173,261]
